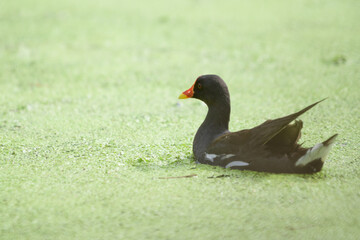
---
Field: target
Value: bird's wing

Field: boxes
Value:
[204,100,325,166]
[249,99,325,146]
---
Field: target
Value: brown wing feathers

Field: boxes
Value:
[208,99,326,154]
[265,120,303,153]
[257,98,327,145]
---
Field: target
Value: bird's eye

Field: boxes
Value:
[198,83,202,89]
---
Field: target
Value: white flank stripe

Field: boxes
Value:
[221,154,236,160]
[204,153,218,162]
[225,161,249,168]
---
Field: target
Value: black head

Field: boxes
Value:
[179,74,230,106]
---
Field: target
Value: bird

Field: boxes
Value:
[178,74,337,173]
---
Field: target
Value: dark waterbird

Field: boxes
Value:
[179,74,337,173]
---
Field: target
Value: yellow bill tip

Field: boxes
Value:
[178,93,189,99]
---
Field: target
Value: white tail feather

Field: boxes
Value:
[295,135,337,167]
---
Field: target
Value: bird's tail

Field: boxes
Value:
[295,134,338,172]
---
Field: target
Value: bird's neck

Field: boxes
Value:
[204,100,230,131]
[193,98,231,160]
